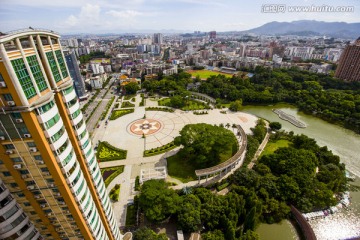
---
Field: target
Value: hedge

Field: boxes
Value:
[216,182,230,192]
[110,109,134,120]
[143,141,177,157]
[145,107,174,113]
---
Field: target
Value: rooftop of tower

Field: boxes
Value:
[0,27,59,42]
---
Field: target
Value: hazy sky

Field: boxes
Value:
[1,0,359,34]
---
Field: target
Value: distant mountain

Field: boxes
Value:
[243,20,360,39]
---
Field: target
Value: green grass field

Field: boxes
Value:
[260,139,290,157]
[187,70,233,79]
[158,98,171,106]
[167,155,197,183]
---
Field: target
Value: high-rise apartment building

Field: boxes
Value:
[0,29,122,240]
[153,33,163,44]
[0,178,43,239]
[335,37,360,82]
[209,31,216,39]
[64,51,87,99]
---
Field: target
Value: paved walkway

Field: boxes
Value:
[248,124,270,169]
[93,95,260,227]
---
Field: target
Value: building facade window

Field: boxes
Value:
[55,50,69,79]
[4,144,15,149]
[44,114,60,129]
[11,58,37,99]
[37,101,54,115]
[45,52,62,82]
[27,142,36,147]
[27,55,48,92]
[3,93,13,101]
[63,86,74,95]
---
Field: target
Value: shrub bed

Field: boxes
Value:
[143,141,177,157]
[109,184,121,201]
[216,182,230,191]
[101,165,124,187]
[145,107,174,113]
[124,94,135,100]
[193,111,208,115]
[134,176,140,191]
[121,101,135,108]
[110,109,134,120]
[96,141,127,162]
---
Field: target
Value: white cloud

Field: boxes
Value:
[64,4,100,27]
[106,10,143,19]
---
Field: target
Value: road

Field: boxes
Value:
[82,77,117,134]
[86,90,114,134]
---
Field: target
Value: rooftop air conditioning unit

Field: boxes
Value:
[29,147,37,152]
[35,195,41,199]
[27,185,35,190]
[21,174,28,179]
[6,150,13,155]
[0,136,5,140]
[24,134,31,138]
[38,161,44,165]
[0,82,6,88]
[49,183,55,187]
[40,204,46,208]
[13,164,22,169]
[7,101,15,106]
[15,118,23,123]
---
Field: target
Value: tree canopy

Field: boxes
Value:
[138,180,180,222]
[174,123,238,167]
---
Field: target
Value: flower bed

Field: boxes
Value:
[101,165,124,187]
[96,141,127,162]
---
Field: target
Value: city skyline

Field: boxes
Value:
[1,0,359,34]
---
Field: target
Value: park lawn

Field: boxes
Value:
[260,139,290,157]
[167,155,197,183]
[182,100,209,111]
[218,141,238,163]
[158,98,171,106]
[187,70,233,79]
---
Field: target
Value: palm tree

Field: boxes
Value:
[226,123,230,129]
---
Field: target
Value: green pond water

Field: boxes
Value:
[242,104,360,240]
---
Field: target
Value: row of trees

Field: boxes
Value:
[197,67,360,133]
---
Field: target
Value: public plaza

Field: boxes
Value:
[91,94,258,227]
